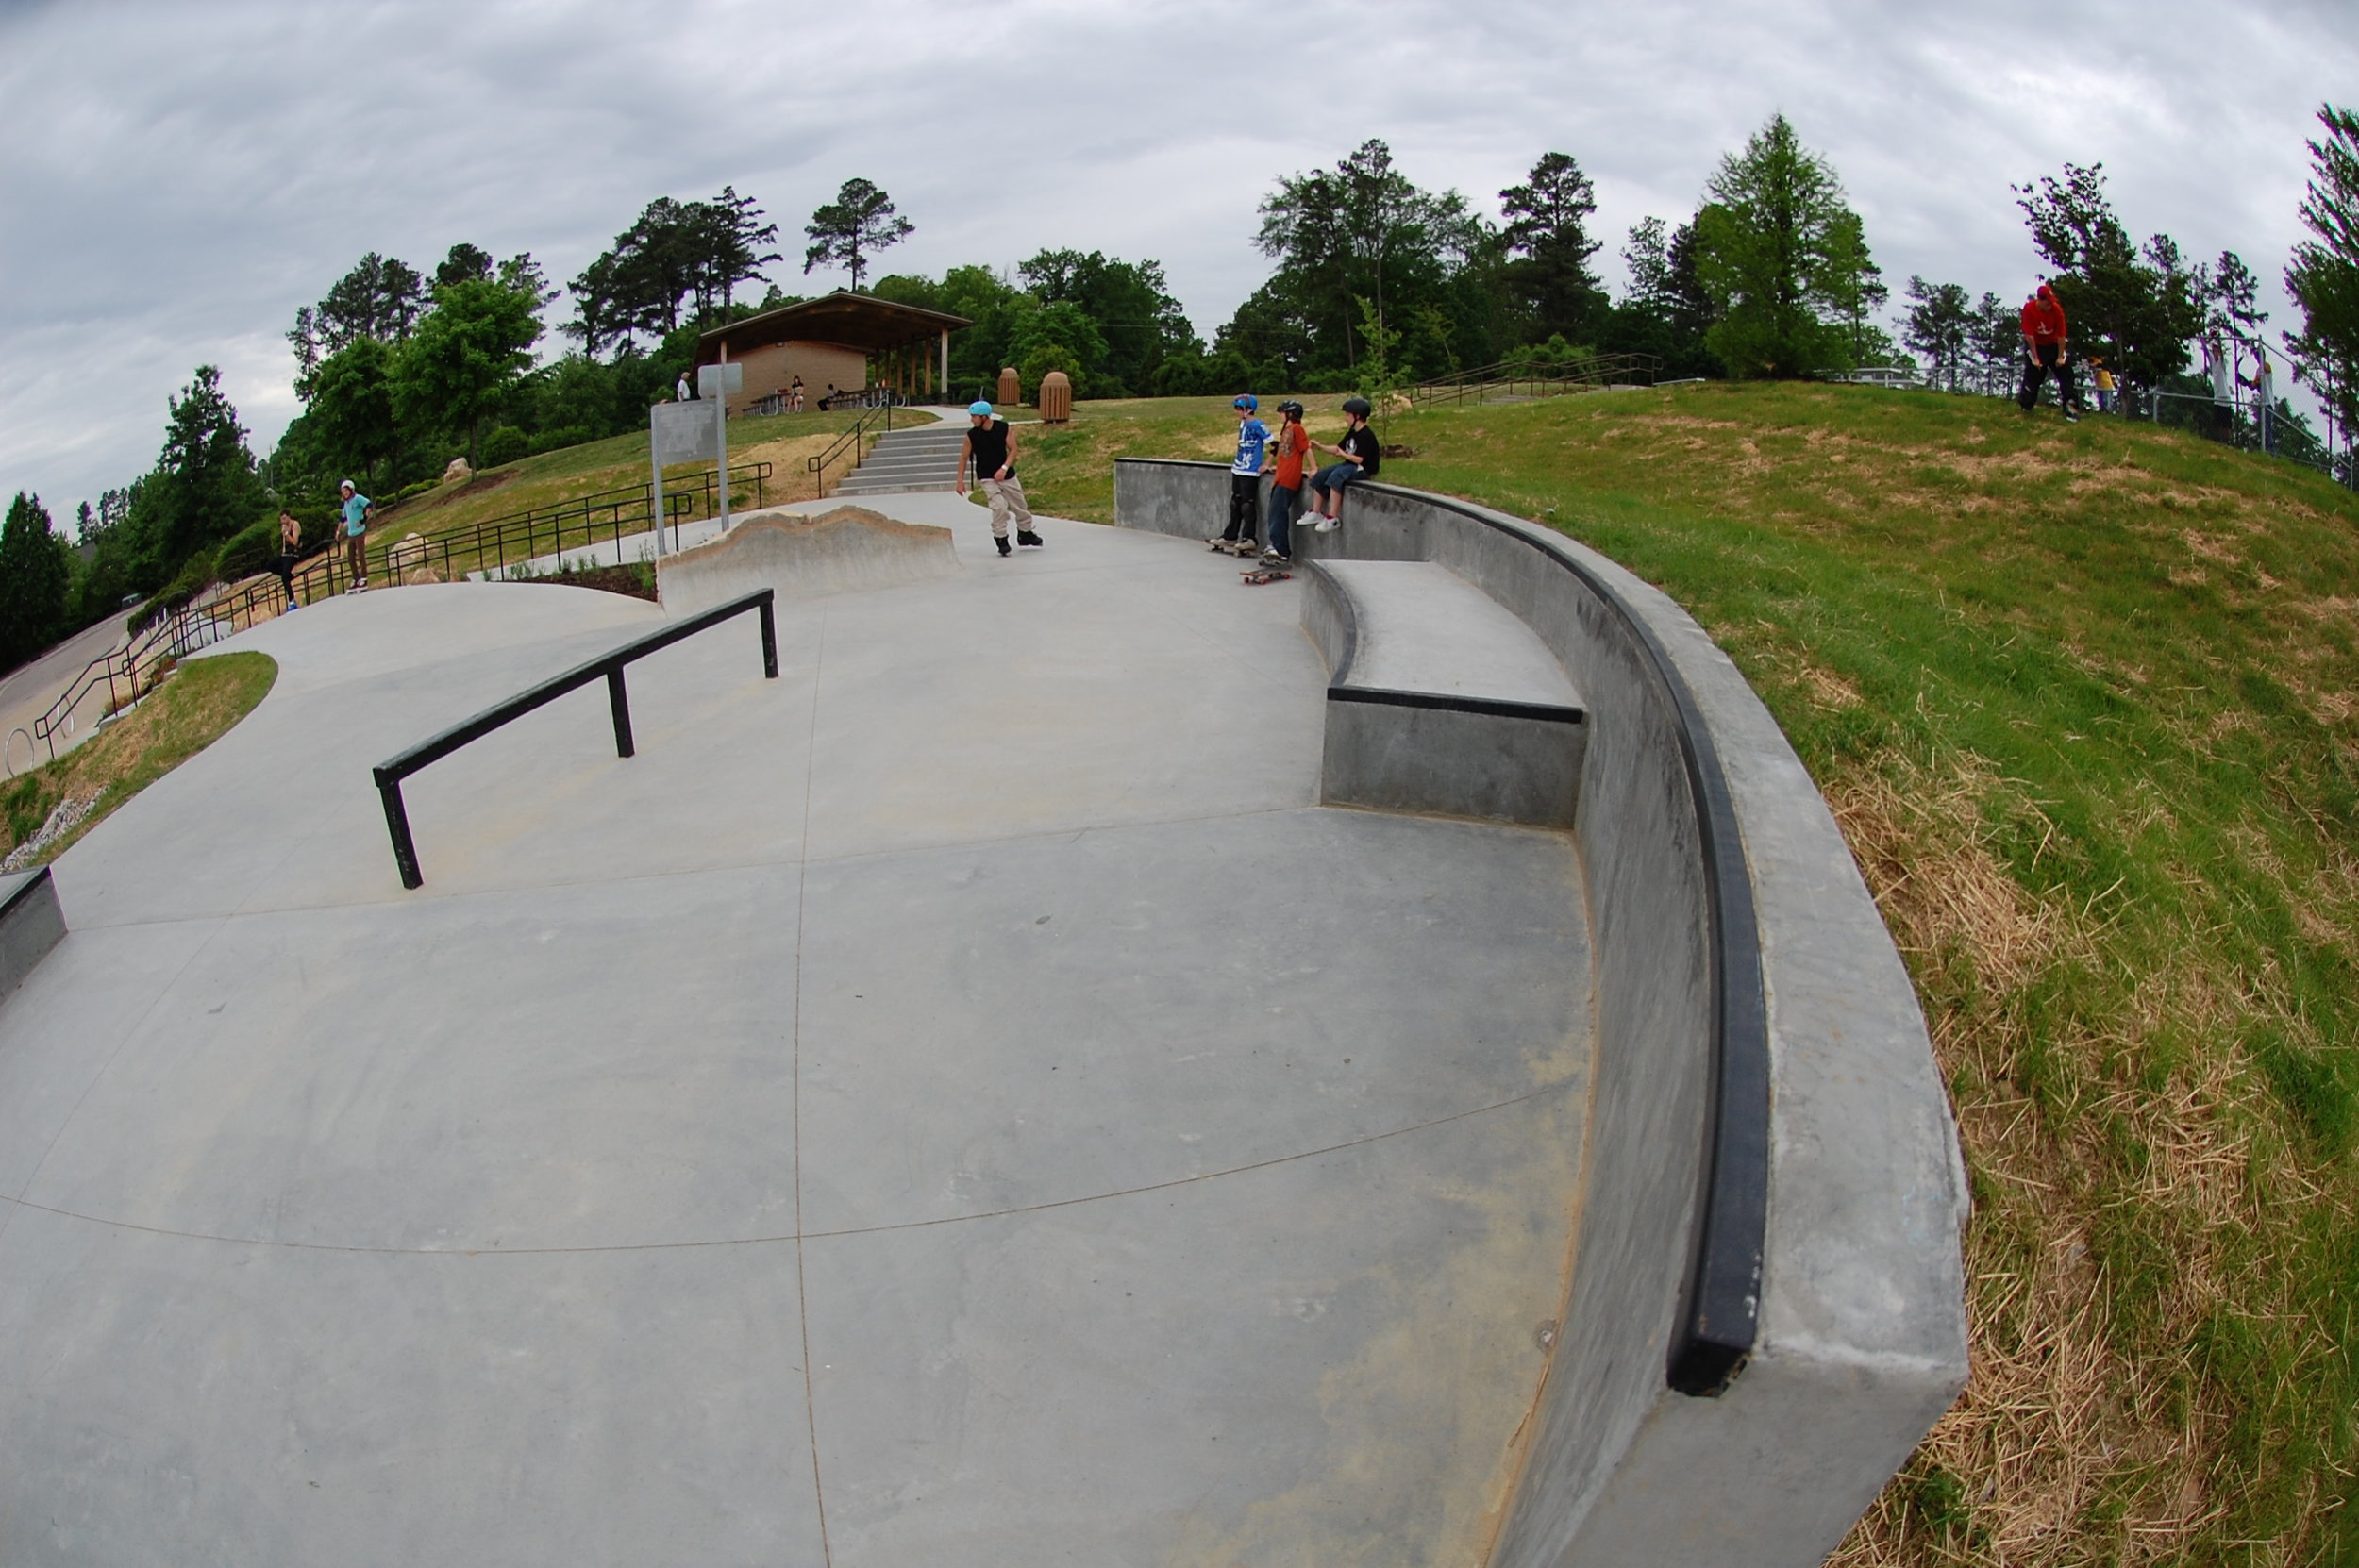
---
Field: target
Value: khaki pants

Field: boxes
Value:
[980,475,1033,538]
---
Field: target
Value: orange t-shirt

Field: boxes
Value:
[1271,423,1311,487]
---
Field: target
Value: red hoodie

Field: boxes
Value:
[2020,286,2067,346]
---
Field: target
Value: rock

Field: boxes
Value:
[442,457,473,484]
[387,533,430,575]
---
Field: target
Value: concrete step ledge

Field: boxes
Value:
[0,865,67,1003]
[1301,560,1585,827]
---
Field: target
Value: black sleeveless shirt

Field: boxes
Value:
[968,419,1013,479]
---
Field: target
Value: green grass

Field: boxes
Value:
[0,651,276,868]
[1015,384,2359,1564]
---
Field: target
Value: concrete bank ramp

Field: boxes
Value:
[655,502,960,615]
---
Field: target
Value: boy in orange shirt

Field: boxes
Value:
[1262,400,1311,563]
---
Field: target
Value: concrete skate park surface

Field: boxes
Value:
[0,491,1597,1565]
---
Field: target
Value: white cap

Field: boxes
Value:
[340,478,357,491]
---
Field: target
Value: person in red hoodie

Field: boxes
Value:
[2017,282,2080,422]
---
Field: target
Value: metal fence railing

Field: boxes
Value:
[808,404,896,498]
[1412,353,1663,409]
[14,460,775,772]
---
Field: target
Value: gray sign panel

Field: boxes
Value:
[696,361,745,398]
[652,400,718,464]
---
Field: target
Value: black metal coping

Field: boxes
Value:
[371,589,778,890]
[1118,459,1767,1397]
[1327,686,1586,725]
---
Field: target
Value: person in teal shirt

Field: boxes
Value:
[339,479,373,592]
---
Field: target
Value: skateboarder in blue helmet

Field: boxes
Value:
[1212,395,1271,555]
[958,400,1043,555]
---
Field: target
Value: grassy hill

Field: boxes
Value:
[1016,385,2359,1565]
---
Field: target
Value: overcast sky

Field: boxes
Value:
[3,0,2353,519]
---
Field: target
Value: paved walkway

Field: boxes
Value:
[0,496,1593,1566]
[0,613,130,773]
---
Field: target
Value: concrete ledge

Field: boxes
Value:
[1115,459,1967,1568]
[655,504,958,615]
[1301,559,1584,827]
[0,865,66,1002]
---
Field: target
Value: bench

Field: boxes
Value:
[1300,560,1586,826]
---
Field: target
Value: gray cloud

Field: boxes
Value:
[3,0,2353,515]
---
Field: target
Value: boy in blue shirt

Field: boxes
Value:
[339,479,373,591]
[1211,394,1269,555]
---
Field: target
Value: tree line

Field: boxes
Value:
[10,107,2356,676]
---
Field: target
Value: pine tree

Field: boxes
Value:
[803,179,913,292]
[2286,105,2359,473]
[0,493,71,671]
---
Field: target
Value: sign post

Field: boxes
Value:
[697,361,745,534]
[650,399,720,556]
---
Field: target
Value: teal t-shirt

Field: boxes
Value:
[342,494,371,535]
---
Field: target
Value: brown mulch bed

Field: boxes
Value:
[525,563,658,601]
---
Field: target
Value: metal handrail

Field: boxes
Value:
[371,588,779,889]
[1412,352,1663,408]
[807,403,896,497]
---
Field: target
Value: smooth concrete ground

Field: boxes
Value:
[0,492,1595,1567]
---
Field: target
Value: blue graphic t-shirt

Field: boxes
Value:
[1231,418,1270,475]
[342,493,372,536]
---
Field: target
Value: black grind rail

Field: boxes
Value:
[372,589,778,889]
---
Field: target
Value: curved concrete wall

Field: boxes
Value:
[1114,460,1967,1568]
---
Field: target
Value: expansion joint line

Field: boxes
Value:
[792,602,833,1567]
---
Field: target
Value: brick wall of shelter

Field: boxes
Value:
[722,342,869,415]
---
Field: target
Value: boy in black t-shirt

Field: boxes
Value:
[1307,396,1380,532]
[957,400,1044,556]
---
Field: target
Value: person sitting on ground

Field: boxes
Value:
[338,479,373,592]
[957,400,1044,557]
[1263,400,1310,564]
[2017,282,2079,423]
[1307,397,1380,531]
[1212,394,1271,555]
[271,510,302,610]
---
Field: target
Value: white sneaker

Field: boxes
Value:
[1313,517,1339,533]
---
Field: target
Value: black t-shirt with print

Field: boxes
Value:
[1340,425,1380,477]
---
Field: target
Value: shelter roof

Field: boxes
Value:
[695,292,973,360]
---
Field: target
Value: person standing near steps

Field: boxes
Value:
[957,400,1043,558]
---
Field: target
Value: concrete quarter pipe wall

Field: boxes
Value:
[1115,460,1969,1568]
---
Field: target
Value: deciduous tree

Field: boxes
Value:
[1690,113,1879,377]
[394,276,544,466]
[2013,161,2200,399]
[153,366,264,575]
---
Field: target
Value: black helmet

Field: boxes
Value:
[1276,399,1305,417]
[1341,396,1373,418]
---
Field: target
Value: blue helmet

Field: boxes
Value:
[968,400,995,417]
[1233,393,1258,412]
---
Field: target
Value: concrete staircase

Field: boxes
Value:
[833,421,969,497]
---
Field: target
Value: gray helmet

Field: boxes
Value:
[1341,396,1373,418]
